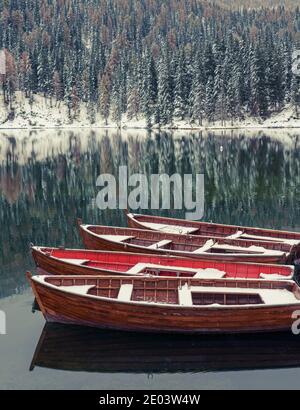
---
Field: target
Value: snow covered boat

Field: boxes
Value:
[27,272,300,334]
[126,212,300,248]
[30,323,300,373]
[77,223,294,264]
[31,246,294,280]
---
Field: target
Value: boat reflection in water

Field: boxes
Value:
[30,323,300,374]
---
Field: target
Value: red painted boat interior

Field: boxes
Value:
[40,248,293,279]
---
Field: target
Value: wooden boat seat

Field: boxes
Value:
[189,286,298,306]
[126,263,227,278]
[148,240,172,249]
[142,222,199,235]
[246,246,285,255]
[258,289,297,305]
[178,283,193,306]
[193,239,215,253]
[176,282,299,307]
[126,263,149,274]
[99,235,135,243]
[211,243,285,256]
[59,285,95,294]
[60,258,90,265]
[211,243,265,253]
[193,269,226,279]
[117,284,133,301]
[126,263,183,274]
[226,230,244,239]
[240,233,300,246]
[259,273,292,280]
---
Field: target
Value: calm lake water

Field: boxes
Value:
[0,128,300,390]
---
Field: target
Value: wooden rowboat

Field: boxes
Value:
[30,323,300,373]
[77,223,296,264]
[126,212,300,246]
[31,246,295,280]
[27,272,300,334]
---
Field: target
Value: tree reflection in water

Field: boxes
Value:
[0,129,299,297]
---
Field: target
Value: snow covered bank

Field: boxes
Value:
[0,92,300,130]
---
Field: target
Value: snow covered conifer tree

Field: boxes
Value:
[205,76,215,123]
[157,46,173,126]
[250,44,268,118]
[127,63,140,120]
[174,51,187,120]
[291,74,300,118]
[99,73,111,125]
[190,59,205,126]
[213,63,225,125]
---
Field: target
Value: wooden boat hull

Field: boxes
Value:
[28,273,300,334]
[31,246,294,280]
[32,247,109,277]
[31,323,300,373]
[78,224,291,264]
[127,212,300,243]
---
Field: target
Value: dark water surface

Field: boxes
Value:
[0,129,300,389]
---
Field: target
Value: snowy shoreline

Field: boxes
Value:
[0,93,300,132]
[1,124,300,131]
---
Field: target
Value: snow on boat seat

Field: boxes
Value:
[246,246,285,256]
[187,286,298,306]
[211,243,285,256]
[148,240,172,249]
[178,283,193,306]
[126,263,149,274]
[193,268,226,279]
[258,289,297,305]
[142,222,199,235]
[259,273,292,280]
[211,243,266,252]
[126,263,226,277]
[60,258,90,265]
[226,230,244,239]
[193,239,215,254]
[126,264,286,280]
[161,226,199,234]
[239,233,300,246]
[59,285,95,295]
[126,263,174,274]
[127,263,199,275]
[99,235,135,243]
[117,284,133,301]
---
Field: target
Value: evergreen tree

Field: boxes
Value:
[174,51,187,120]
[205,76,215,123]
[250,44,268,118]
[191,68,205,126]
[99,73,111,125]
[291,74,300,118]
[157,48,173,125]
[214,63,225,124]
[0,0,298,123]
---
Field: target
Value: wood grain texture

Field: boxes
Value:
[78,224,293,264]
[127,211,300,241]
[31,246,294,279]
[27,272,300,334]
